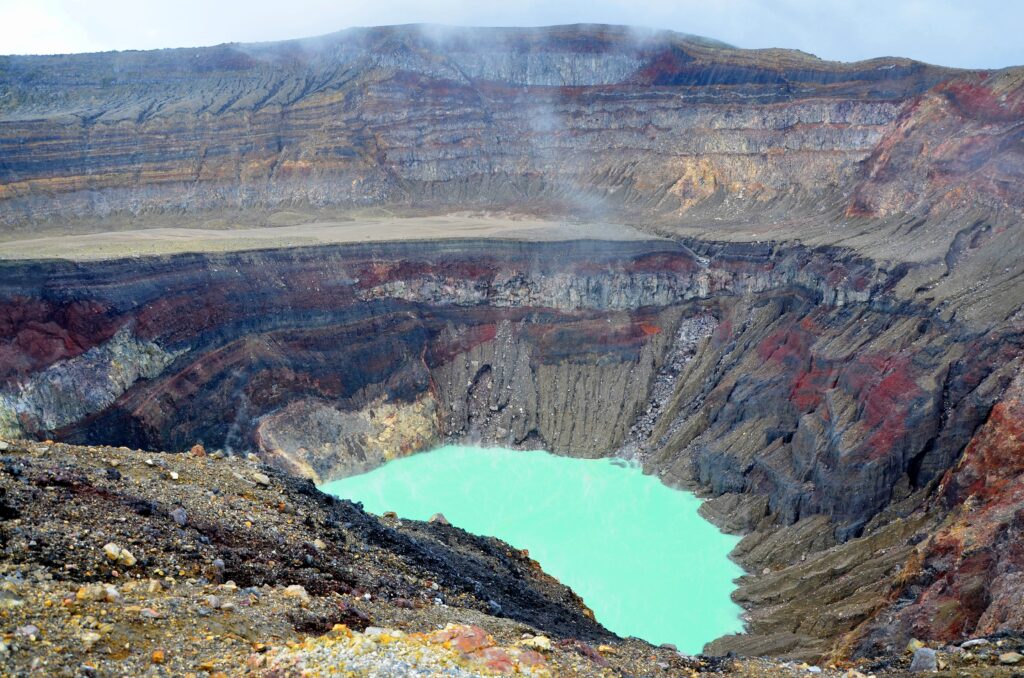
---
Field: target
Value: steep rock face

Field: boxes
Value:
[648,295,1016,539]
[0,324,179,437]
[848,69,1024,220]
[3,24,1018,235]
[0,240,714,478]
[1,236,1009,533]
[254,394,441,483]
[852,364,1024,655]
[0,237,909,483]
[641,283,1018,656]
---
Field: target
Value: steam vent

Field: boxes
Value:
[2,24,1024,676]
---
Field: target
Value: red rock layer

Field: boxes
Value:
[854,366,1024,652]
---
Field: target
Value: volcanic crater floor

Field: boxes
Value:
[0,214,653,261]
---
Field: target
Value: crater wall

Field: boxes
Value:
[2,23,1024,662]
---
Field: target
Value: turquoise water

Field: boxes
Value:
[320,445,744,653]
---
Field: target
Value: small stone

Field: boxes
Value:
[151,649,165,664]
[81,632,101,650]
[252,472,271,486]
[597,644,617,655]
[283,584,310,605]
[429,625,493,653]
[170,507,188,526]
[906,638,926,653]
[961,638,990,648]
[909,647,937,672]
[145,459,155,466]
[103,543,122,561]
[168,471,179,481]
[1000,652,1024,665]
[205,595,222,609]
[312,538,327,550]
[102,542,136,567]
[76,584,108,601]
[429,512,451,526]
[518,649,547,668]
[519,635,552,652]
[117,548,136,567]
[190,444,206,457]
[0,441,9,451]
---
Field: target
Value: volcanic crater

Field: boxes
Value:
[2,23,1024,673]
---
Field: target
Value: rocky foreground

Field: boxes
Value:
[0,438,1020,677]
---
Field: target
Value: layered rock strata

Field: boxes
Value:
[3,238,882,477]
[0,239,706,477]
[2,24,1021,253]
[0,25,954,226]
[1,23,1024,663]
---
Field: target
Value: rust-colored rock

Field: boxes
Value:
[853,366,1024,654]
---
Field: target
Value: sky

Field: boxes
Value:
[0,0,1021,69]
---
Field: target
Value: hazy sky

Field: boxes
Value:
[0,0,1021,68]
